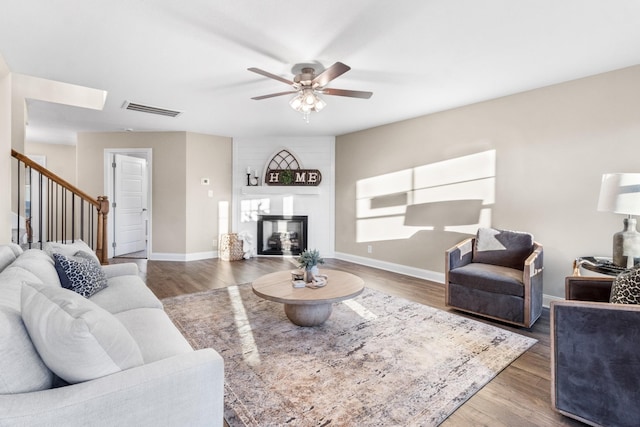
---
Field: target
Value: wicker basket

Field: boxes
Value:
[219,233,244,261]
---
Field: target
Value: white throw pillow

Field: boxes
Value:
[0,307,54,393]
[44,240,100,264]
[20,282,144,384]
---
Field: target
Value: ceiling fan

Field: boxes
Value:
[248,62,372,122]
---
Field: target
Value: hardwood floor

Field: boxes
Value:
[110,256,584,426]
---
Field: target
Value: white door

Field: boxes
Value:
[113,154,148,256]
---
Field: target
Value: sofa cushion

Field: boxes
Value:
[0,245,18,273]
[473,228,534,270]
[5,243,24,258]
[11,249,61,287]
[610,267,640,304]
[115,308,193,364]
[53,251,108,298]
[21,282,144,384]
[0,306,54,393]
[0,266,43,310]
[44,240,100,264]
[90,275,162,314]
[102,262,140,279]
[448,262,525,297]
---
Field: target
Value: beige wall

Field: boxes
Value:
[336,65,640,299]
[25,142,76,183]
[77,131,232,258]
[77,131,187,255]
[0,55,10,243]
[185,132,232,254]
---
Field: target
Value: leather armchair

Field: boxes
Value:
[445,228,543,328]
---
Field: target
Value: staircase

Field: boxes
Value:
[10,149,109,264]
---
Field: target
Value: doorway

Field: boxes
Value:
[104,149,152,260]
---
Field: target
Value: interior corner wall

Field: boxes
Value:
[185,132,233,255]
[0,61,11,243]
[335,65,640,299]
[77,131,188,257]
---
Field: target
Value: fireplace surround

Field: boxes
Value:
[257,215,308,256]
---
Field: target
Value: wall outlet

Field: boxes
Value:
[367,245,373,254]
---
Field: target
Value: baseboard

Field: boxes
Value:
[335,252,561,308]
[334,252,446,283]
[543,293,563,309]
[150,251,217,262]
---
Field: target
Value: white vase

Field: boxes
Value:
[304,265,319,282]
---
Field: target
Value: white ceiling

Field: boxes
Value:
[1,0,640,144]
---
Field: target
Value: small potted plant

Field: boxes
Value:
[297,249,324,282]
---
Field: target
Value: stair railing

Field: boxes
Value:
[11,149,109,264]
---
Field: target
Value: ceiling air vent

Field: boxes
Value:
[122,101,183,118]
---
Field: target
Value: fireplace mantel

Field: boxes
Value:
[241,186,321,196]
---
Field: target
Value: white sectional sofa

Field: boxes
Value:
[0,242,224,427]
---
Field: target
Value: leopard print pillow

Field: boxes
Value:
[52,251,108,298]
[610,267,640,304]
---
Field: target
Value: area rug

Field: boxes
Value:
[163,284,536,426]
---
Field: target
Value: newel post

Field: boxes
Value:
[96,196,110,264]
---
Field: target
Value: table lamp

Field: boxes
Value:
[597,173,640,268]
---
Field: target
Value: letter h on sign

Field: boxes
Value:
[268,172,280,183]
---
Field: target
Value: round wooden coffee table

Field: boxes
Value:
[252,269,364,327]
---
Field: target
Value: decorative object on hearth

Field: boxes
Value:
[237,231,255,259]
[297,249,324,282]
[597,173,640,268]
[219,233,244,261]
[163,285,536,426]
[248,62,372,123]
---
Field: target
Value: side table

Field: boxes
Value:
[566,256,620,301]
[571,256,627,276]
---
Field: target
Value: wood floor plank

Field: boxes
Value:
[110,256,579,426]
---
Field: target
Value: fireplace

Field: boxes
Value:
[257,215,308,256]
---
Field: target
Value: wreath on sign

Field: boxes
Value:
[281,169,294,185]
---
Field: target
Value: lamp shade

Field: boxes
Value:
[597,173,640,215]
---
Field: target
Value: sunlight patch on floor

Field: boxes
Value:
[342,299,378,321]
[227,285,261,366]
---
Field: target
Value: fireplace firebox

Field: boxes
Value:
[257,215,308,256]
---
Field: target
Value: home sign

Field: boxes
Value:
[266,169,322,186]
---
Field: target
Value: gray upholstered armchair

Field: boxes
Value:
[551,274,640,427]
[445,228,543,328]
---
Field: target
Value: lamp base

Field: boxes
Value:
[613,217,640,268]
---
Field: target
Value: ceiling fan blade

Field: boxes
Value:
[321,88,373,99]
[251,91,298,100]
[312,62,351,87]
[247,67,294,86]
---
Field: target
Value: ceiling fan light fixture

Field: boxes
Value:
[313,95,326,111]
[289,89,325,122]
[249,61,372,123]
[303,89,316,105]
[289,95,303,110]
